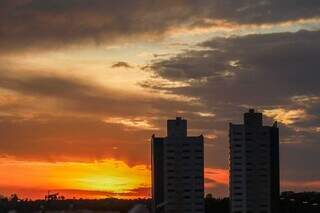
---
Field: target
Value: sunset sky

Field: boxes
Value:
[0,0,320,199]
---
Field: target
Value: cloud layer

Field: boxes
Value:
[147,29,320,187]
[0,1,320,197]
[1,0,320,52]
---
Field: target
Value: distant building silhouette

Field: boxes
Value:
[229,109,280,213]
[151,117,204,213]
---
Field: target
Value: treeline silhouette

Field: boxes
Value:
[0,195,148,213]
[0,191,319,213]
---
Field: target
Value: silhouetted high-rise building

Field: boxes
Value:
[229,109,280,213]
[151,117,204,213]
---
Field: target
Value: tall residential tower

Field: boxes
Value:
[151,117,204,213]
[229,109,280,213]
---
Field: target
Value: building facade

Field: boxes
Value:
[229,109,280,213]
[151,117,204,213]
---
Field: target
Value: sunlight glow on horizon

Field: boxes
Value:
[0,157,232,199]
[0,158,151,199]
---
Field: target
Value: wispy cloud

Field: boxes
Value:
[1,0,320,53]
[103,117,158,130]
[111,61,134,69]
[263,108,307,125]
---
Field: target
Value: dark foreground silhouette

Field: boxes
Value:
[0,191,319,213]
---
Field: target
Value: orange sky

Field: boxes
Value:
[0,158,151,199]
[0,157,230,199]
[1,0,320,200]
[1,156,319,200]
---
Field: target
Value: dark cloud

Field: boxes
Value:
[1,0,320,52]
[146,29,320,190]
[149,30,320,105]
[111,62,134,69]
